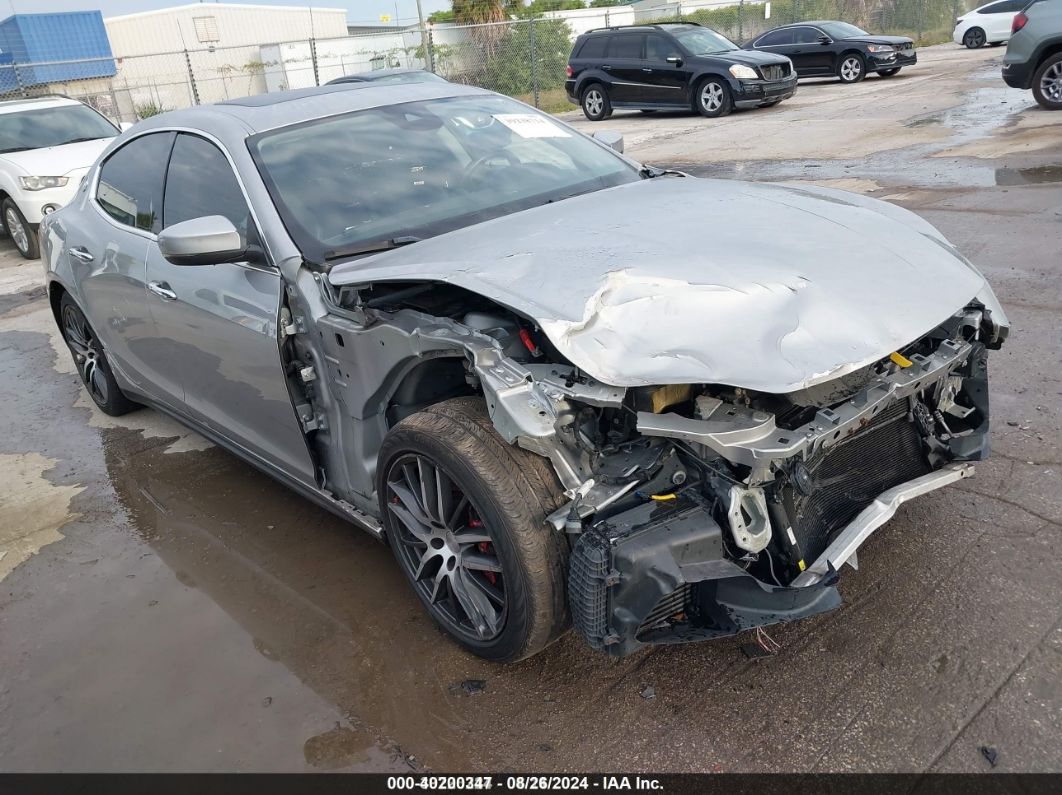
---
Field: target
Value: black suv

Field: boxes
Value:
[565,22,797,120]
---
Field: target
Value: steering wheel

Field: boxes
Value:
[464,150,519,181]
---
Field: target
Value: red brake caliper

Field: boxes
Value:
[469,514,497,586]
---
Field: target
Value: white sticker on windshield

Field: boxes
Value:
[493,114,571,139]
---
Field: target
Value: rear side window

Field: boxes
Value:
[577,36,607,59]
[607,33,643,59]
[163,133,251,233]
[96,132,174,234]
[757,29,794,46]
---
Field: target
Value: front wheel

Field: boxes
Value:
[378,397,569,662]
[837,54,866,84]
[694,77,733,117]
[580,84,611,121]
[2,199,39,260]
[963,28,986,49]
[878,68,901,77]
[1032,53,1062,110]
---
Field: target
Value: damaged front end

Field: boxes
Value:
[545,306,1000,656]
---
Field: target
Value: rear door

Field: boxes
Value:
[144,132,316,483]
[75,131,176,402]
[603,32,647,103]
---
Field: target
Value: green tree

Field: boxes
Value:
[480,17,572,96]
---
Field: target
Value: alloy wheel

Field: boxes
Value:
[965,29,985,49]
[584,88,604,117]
[5,207,28,256]
[1040,61,1062,105]
[386,454,506,641]
[840,57,862,82]
[62,304,109,405]
[700,82,724,113]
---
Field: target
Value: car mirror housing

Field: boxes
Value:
[592,130,624,154]
[818,35,833,45]
[158,215,247,266]
[666,55,684,66]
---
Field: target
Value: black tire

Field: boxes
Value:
[963,28,986,49]
[580,83,611,121]
[693,76,733,117]
[1032,52,1062,111]
[878,68,901,77]
[377,397,569,662]
[59,292,139,416]
[837,53,866,84]
[2,198,39,260]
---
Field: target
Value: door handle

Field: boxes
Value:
[601,65,612,71]
[69,246,94,262]
[148,281,177,301]
[641,68,653,73]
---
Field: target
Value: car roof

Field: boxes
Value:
[128,80,490,141]
[769,20,840,29]
[0,95,82,115]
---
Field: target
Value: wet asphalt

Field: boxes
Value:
[1,44,1060,773]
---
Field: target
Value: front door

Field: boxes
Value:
[144,132,316,484]
[790,27,835,75]
[641,33,692,105]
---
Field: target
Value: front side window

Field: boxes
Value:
[646,34,678,61]
[672,26,738,55]
[0,102,118,154]
[249,95,640,262]
[163,133,251,233]
[96,132,174,233]
[793,27,824,44]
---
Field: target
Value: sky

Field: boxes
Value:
[7,0,453,27]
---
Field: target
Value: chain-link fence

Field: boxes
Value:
[1,0,978,123]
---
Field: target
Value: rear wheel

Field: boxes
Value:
[59,293,139,416]
[963,27,986,49]
[878,68,901,77]
[837,54,866,84]
[580,83,611,121]
[2,199,39,260]
[1032,53,1062,110]
[694,77,732,117]
[378,397,569,661]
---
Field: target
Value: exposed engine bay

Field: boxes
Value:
[311,275,1003,655]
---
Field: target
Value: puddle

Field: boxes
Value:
[996,165,1062,186]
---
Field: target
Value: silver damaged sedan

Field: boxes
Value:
[41,82,1009,660]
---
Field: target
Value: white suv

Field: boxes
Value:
[0,96,120,259]
[954,0,1028,48]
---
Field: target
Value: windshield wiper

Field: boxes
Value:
[639,165,684,179]
[323,235,422,261]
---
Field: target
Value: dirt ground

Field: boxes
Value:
[1,44,1060,773]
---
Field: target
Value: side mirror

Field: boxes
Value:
[818,36,832,45]
[592,130,624,154]
[666,55,684,66]
[158,215,247,266]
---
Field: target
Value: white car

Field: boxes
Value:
[0,96,120,259]
[954,0,1027,48]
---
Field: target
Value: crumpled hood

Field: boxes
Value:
[0,138,113,177]
[328,178,988,393]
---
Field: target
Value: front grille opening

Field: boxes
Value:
[636,585,691,640]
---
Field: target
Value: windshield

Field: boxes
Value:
[0,103,118,154]
[250,95,640,262]
[819,22,869,39]
[672,26,739,55]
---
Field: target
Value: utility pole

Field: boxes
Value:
[414,0,435,73]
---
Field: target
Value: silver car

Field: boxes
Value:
[41,81,1009,661]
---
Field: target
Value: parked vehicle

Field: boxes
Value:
[565,22,797,120]
[744,20,917,83]
[0,95,120,259]
[326,68,448,86]
[1003,0,1062,109]
[954,0,1026,48]
[43,82,1008,661]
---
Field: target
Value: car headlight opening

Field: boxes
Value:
[866,44,896,54]
[19,176,70,191]
[729,64,760,80]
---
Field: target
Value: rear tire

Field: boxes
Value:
[59,293,139,416]
[963,28,986,49]
[1032,52,1062,110]
[2,199,39,260]
[377,397,569,662]
[694,77,733,117]
[580,83,611,121]
[837,53,866,84]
